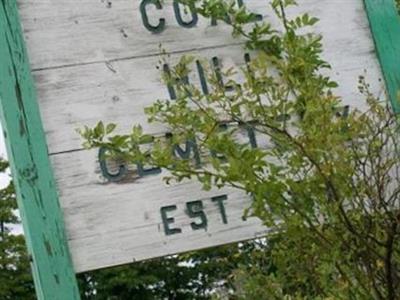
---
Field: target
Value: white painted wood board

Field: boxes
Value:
[17,0,385,272]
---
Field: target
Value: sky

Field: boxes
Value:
[0,128,9,188]
[0,125,24,234]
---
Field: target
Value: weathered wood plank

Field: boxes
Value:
[32,0,385,273]
[14,0,392,273]
[24,1,385,155]
[18,0,382,70]
[0,1,80,299]
[37,40,383,156]
[52,149,269,272]
[19,0,266,70]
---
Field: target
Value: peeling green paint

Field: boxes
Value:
[364,0,400,112]
[0,0,398,298]
[0,1,80,299]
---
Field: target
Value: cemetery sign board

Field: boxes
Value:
[0,0,399,298]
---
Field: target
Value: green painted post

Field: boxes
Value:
[364,0,400,113]
[0,0,398,298]
[0,1,81,299]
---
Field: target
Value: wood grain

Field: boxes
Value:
[16,0,387,272]
[35,44,383,156]
[53,149,269,272]
[0,1,80,298]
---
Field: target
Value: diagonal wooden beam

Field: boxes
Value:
[365,0,400,112]
[0,1,80,299]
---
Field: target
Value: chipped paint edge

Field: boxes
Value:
[364,0,400,112]
[0,1,80,299]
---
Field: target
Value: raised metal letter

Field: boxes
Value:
[140,0,166,33]
[173,0,198,28]
[99,147,128,182]
[161,205,182,235]
[212,195,228,224]
[186,200,207,230]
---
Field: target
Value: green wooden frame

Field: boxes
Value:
[365,0,400,112]
[0,1,80,299]
[0,0,399,299]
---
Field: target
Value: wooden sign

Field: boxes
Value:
[0,0,399,298]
